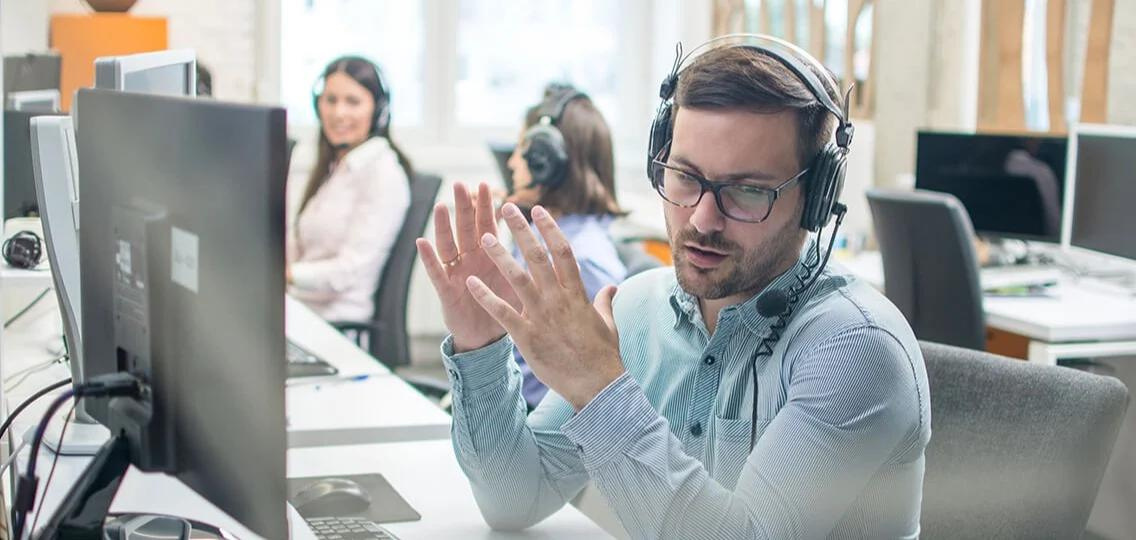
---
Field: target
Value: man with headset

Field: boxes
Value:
[418,35,930,539]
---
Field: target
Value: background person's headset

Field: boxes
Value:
[522,85,589,190]
[311,57,392,142]
[648,34,855,450]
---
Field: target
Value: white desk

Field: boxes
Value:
[0,266,53,290]
[15,438,608,539]
[840,252,1136,365]
[0,296,452,450]
[288,440,610,539]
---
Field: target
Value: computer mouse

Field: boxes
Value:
[292,477,372,517]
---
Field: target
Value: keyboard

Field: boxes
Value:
[305,516,399,539]
[980,266,1062,291]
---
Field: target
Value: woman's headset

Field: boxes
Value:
[522,86,588,190]
[647,33,854,232]
[311,57,392,137]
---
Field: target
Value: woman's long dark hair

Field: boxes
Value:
[300,56,414,214]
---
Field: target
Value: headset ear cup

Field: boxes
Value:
[523,125,568,189]
[802,143,845,231]
[648,102,673,174]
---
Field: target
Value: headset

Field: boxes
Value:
[311,57,391,139]
[648,34,854,450]
[522,86,589,189]
[2,230,44,269]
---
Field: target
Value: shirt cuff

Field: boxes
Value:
[561,372,656,471]
[440,333,515,392]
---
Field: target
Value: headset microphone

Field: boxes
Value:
[755,290,789,318]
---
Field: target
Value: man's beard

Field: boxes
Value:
[668,219,803,301]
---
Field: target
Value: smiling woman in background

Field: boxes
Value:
[287,56,414,323]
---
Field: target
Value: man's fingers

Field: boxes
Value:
[500,203,559,289]
[531,205,584,294]
[475,182,498,237]
[433,203,459,262]
[478,232,540,305]
[593,285,618,336]
[466,276,526,332]
[453,182,479,254]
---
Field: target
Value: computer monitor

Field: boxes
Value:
[7,89,61,112]
[94,49,197,97]
[57,88,288,538]
[1063,124,1136,261]
[915,131,1068,241]
[6,110,64,219]
[3,53,62,101]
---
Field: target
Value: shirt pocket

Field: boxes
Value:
[711,415,771,489]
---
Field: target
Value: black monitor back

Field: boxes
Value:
[75,89,288,539]
[5,109,64,218]
[915,131,1067,241]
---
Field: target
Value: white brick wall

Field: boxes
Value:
[49,0,259,102]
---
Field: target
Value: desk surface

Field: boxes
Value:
[839,252,1136,343]
[0,265,53,289]
[288,440,610,539]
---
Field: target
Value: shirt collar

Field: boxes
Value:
[668,237,820,335]
[338,136,390,173]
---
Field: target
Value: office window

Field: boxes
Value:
[454,1,621,127]
[280,0,676,148]
[280,0,425,126]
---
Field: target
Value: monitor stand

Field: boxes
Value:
[24,408,111,456]
[34,433,232,539]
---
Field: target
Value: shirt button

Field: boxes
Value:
[690,422,703,437]
[575,444,584,453]
[703,355,716,366]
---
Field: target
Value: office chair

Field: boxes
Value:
[867,189,986,350]
[332,173,442,369]
[919,341,1129,539]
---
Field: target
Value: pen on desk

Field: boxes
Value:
[285,374,373,387]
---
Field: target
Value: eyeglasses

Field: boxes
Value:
[649,145,808,223]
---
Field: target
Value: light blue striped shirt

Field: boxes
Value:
[441,243,931,539]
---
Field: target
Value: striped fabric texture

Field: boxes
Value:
[442,244,931,539]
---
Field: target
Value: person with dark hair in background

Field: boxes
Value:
[418,35,929,538]
[287,56,414,322]
[502,84,627,409]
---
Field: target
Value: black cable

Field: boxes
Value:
[30,403,75,536]
[3,288,52,329]
[12,374,143,539]
[0,378,71,444]
[12,388,74,539]
[748,204,847,450]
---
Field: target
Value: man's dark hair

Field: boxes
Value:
[674,46,838,173]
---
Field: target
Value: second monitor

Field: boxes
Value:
[916,130,1068,242]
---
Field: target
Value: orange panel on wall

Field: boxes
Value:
[50,14,168,111]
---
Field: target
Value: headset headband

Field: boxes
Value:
[663,33,854,149]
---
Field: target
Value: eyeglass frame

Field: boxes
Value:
[649,143,810,223]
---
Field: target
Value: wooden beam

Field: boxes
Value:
[978,0,1026,131]
[1047,0,1067,133]
[1081,0,1115,123]
[810,0,827,60]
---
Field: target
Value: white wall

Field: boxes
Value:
[48,0,259,103]
[2,0,50,53]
